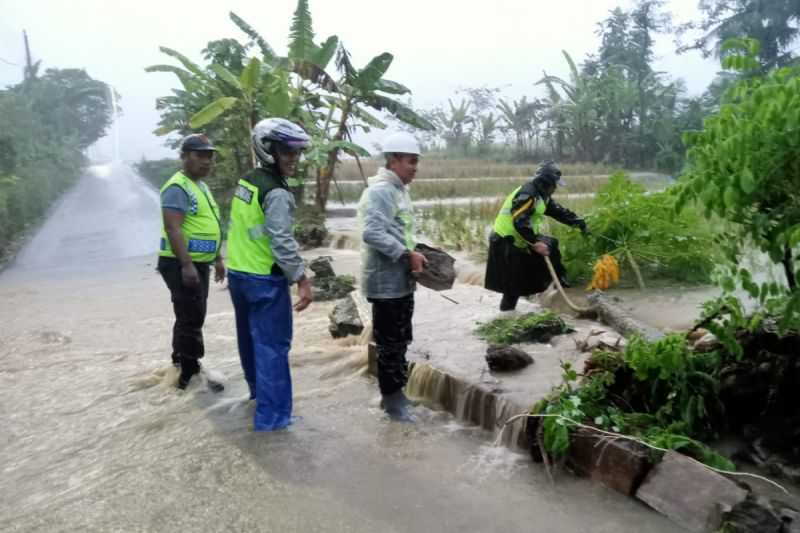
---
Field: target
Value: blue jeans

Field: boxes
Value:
[228,269,293,431]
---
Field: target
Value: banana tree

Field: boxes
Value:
[476,112,500,153]
[229,6,339,196]
[497,96,541,155]
[313,46,435,210]
[537,51,602,161]
[433,98,474,154]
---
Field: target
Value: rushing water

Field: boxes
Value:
[0,166,684,532]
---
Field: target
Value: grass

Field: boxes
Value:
[475,311,574,344]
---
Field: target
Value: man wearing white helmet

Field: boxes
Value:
[225,117,313,431]
[358,131,427,422]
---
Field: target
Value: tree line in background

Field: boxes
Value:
[422,0,800,171]
[0,57,113,262]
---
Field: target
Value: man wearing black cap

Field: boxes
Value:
[485,161,588,311]
[157,134,225,390]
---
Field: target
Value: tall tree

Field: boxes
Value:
[679,0,800,70]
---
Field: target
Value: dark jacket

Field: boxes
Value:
[509,179,584,246]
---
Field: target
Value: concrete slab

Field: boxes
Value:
[636,451,748,532]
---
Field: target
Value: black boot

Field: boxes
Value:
[500,293,519,311]
[178,358,200,389]
[380,390,415,422]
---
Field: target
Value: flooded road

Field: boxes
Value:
[0,166,683,532]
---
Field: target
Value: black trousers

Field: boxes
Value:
[157,256,211,364]
[369,294,414,395]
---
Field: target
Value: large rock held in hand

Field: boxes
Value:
[485,345,534,372]
[414,243,456,291]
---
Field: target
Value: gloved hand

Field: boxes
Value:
[576,220,589,236]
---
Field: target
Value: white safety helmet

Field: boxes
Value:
[381,131,421,156]
[251,118,311,166]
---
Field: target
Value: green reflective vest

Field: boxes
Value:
[226,178,277,275]
[159,171,221,263]
[493,185,547,249]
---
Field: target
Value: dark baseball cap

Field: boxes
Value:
[181,133,216,152]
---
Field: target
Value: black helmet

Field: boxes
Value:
[534,160,565,187]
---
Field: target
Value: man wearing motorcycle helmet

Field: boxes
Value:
[226,118,313,431]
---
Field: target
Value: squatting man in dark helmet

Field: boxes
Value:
[485,161,588,311]
[157,133,225,391]
[358,131,427,422]
[225,118,313,432]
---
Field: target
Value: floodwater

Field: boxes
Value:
[0,164,683,532]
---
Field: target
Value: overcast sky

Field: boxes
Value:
[0,0,719,161]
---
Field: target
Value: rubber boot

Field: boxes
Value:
[380,390,416,422]
[177,358,200,390]
[499,293,519,311]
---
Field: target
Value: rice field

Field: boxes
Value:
[316,173,674,205]
[335,157,616,181]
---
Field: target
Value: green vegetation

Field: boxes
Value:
[417,173,716,286]
[559,173,718,284]
[0,65,113,263]
[534,335,734,470]
[678,38,800,332]
[475,311,573,345]
[532,35,800,475]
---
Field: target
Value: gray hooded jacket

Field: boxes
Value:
[358,167,416,299]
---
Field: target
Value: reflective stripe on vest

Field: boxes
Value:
[493,186,547,249]
[397,187,416,251]
[225,179,277,275]
[159,172,221,263]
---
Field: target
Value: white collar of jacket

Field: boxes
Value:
[368,167,406,189]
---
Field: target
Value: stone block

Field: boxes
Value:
[636,451,748,532]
